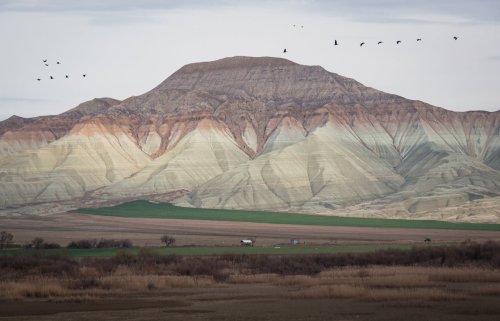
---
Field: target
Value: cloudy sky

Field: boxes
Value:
[0,0,499,120]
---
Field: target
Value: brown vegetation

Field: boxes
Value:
[1,241,500,303]
[67,239,132,249]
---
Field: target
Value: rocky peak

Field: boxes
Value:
[158,56,371,102]
[110,56,402,117]
[172,56,298,75]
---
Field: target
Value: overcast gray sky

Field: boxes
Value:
[1,0,499,120]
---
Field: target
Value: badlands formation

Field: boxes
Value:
[0,57,499,222]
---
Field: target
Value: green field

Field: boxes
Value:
[77,200,500,231]
[0,244,421,257]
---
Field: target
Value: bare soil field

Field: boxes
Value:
[2,213,500,247]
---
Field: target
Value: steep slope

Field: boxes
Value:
[187,116,405,210]
[0,118,150,208]
[99,118,249,199]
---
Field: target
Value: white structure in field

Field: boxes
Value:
[240,239,253,246]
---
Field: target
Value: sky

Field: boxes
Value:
[0,0,499,120]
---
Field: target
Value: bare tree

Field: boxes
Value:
[160,235,176,247]
[31,237,45,249]
[0,231,13,249]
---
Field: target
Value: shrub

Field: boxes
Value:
[42,242,61,249]
[31,237,45,249]
[0,231,14,249]
[160,235,176,247]
[67,239,133,249]
[67,239,96,249]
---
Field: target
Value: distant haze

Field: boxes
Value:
[1,0,499,120]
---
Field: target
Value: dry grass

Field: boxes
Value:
[2,251,500,302]
[363,288,467,302]
[362,274,431,288]
[289,284,466,301]
[288,266,500,302]
[0,279,67,299]
[0,277,107,300]
[228,274,280,284]
[0,274,216,300]
[429,268,500,283]
[289,284,364,299]
[0,273,215,300]
[272,275,320,286]
[470,284,500,296]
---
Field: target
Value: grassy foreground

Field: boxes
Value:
[1,244,418,257]
[1,242,499,304]
[77,200,500,231]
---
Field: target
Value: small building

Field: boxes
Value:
[290,239,300,245]
[240,239,253,246]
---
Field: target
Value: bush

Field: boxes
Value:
[31,237,45,249]
[0,231,14,249]
[96,239,133,249]
[67,239,133,249]
[42,242,61,249]
[0,255,78,279]
[160,235,176,247]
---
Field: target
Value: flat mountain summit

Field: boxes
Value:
[1,56,499,222]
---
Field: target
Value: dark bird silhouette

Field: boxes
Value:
[360,42,365,47]
[36,78,41,81]
[417,38,422,41]
[377,41,383,45]
[65,75,69,78]
[283,48,287,53]
[82,74,86,77]
[44,64,48,66]
[50,76,54,79]
[334,40,338,46]
[453,36,458,40]
[396,40,402,44]
[293,24,296,27]
[57,61,60,64]
[42,60,47,63]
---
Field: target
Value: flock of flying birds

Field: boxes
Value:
[283,29,459,53]
[36,60,86,81]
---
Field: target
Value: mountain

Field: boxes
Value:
[1,56,499,222]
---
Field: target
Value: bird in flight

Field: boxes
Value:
[65,75,69,78]
[50,76,54,79]
[57,61,61,64]
[334,40,338,46]
[42,59,47,63]
[453,36,458,40]
[283,48,287,53]
[377,41,383,45]
[82,74,87,77]
[36,78,41,81]
[44,63,49,66]
[417,38,422,41]
[396,40,402,44]
[360,42,365,47]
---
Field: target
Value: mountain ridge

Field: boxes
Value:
[0,56,499,222]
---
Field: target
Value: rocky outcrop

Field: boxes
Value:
[0,56,499,222]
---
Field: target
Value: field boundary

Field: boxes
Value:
[0,243,433,257]
[76,200,500,231]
